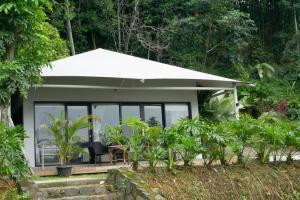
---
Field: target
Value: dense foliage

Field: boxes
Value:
[0,124,29,179]
[105,115,300,172]
[0,0,69,124]
[39,0,300,120]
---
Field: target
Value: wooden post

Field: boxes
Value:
[233,83,239,119]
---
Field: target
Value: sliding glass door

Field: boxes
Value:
[66,105,90,142]
[34,102,190,166]
[92,104,120,144]
[35,104,64,166]
[144,105,163,127]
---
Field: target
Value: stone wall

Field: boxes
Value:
[106,168,165,200]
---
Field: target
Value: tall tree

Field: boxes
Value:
[0,0,68,125]
[64,0,76,55]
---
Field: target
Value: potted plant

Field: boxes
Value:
[46,111,94,177]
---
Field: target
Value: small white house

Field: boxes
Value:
[21,48,245,167]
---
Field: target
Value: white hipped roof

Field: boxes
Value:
[42,48,243,87]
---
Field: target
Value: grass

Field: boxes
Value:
[31,173,107,181]
[137,161,300,200]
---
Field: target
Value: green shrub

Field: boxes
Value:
[2,188,30,200]
[201,122,239,166]
[0,124,29,180]
[45,112,94,166]
[278,120,300,163]
[251,118,285,163]
[226,115,258,164]
[122,117,148,171]
[173,117,203,166]
[162,126,179,174]
[103,124,129,145]
[143,126,165,171]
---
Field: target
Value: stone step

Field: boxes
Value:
[34,178,106,188]
[48,193,116,200]
[39,184,109,199]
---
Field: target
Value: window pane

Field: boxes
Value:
[35,104,64,165]
[121,105,140,120]
[92,104,120,143]
[67,106,89,142]
[121,105,140,136]
[165,104,189,127]
[144,105,163,127]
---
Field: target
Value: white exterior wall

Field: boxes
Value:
[23,86,199,167]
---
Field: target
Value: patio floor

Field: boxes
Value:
[33,162,130,176]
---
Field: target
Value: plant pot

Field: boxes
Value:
[56,165,72,177]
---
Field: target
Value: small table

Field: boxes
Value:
[108,145,129,164]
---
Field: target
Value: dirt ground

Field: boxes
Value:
[138,161,300,200]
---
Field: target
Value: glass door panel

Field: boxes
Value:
[66,105,89,163]
[121,105,141,136]
[35,104,64,166]
[92,104,120,144]
[144,105,163,127]
[67,105,90,142]
[165,104,189,127]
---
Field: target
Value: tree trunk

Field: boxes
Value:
[1,42,16,126]
[6,42,16,61]
[117,0,122,52]
[91,32,96,49]
[294,3,298,34]
[0,103,10,126]
[65,0,76,56]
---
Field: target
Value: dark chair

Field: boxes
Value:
[87,142,108,164]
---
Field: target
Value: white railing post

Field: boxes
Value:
[42,144,45,169]
[233,83,239,120]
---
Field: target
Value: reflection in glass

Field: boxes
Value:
[165,104,189,127]
[121,105,140,136]
[92,104,120,143]
[121,105,140,120]
[144,105,163,127]
[67,106,89,142]
[35,104,64,165]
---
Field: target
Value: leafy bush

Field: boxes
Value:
[201,122,238,166]
[45,112,94,166]
[123,117,148,171]
[104,114,300,172]
[173,117,202,166]
[143,126,165,171]
[2,188,30,200]
[0,124,29,179]
[103,124,129,145]
[252,120,285,163]
[162,126,179,174]
[277,120,300,163]
[226,115,257,164]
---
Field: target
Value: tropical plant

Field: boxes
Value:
[45,111,95,166]
[0,124,29,180]
[173,117,203,166]
[279,120,300,163]
[226,115,257,164]
[199,120,239,166]
[254,63,275,79]
[162,126,180,174]
[203,94,236,121]
[143,126,165,171]
[122,117,148,171]
[103,124,129,145]
[251,117,285,163]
